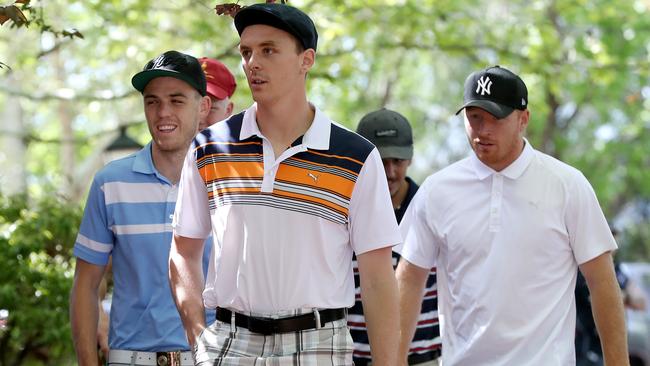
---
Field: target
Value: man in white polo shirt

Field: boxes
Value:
[168,3,400,365]
[396,65,629,366]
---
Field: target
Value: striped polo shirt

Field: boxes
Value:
[173,104,401,313]
[73,143,213,351]
[349,177,441,364]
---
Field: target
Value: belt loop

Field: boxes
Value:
[130,350,137,366]
[230,310,236,333]
[313,308,321,329]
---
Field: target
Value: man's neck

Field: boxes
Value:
[151,145,186,185]
[392,178,410,210]
[256,97,314,158]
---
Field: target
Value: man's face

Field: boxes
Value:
[382,158,411,198]
[239,24,313,105]
[143,76,208,154]
[464,106,529,171]
[199,97,232,131]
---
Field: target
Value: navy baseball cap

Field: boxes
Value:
[234,3,318,51]
[131,50,207,96]
[455,65,528,119]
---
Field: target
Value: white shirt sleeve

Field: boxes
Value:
[348,148,402,255]
[398,177,439,269]
[565,171,617,264]
[172,145,212,239]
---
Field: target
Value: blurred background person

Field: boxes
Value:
[575,225,646,366]
[353,108,441,366]
[198,57,236,130]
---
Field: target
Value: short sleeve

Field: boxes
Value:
[397,177,439,270]
[566,171,617,264]
[73,177,114,265]
[348,148,401,255]
[173,145,212,239]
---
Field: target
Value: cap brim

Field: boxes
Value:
[376,145,413,160]
[206,84,229,100]
[131,69,205,95]
[455,100,514,119]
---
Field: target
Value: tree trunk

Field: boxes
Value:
[0,78,27,195]
[54,50,76,199]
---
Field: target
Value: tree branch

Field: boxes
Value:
[0,87,137,101]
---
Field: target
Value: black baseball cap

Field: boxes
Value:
[357,108,413,160]
[234,3,318,51]
[455,65,528,119]
[131,50,207,96]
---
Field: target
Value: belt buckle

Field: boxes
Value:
[156,351,181,366]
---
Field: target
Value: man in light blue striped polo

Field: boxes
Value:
[70,50,214,366]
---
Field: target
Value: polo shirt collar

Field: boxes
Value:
[132,142,155,175]
[131,142,172,184]
[471,138,534,180]
[239,102,331,150]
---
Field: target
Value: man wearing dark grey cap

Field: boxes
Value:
[351,108,441,366]
[169,3,400,365]
[396,66,628,365]
[70,50,213,366]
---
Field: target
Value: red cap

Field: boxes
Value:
[199,57,236,99]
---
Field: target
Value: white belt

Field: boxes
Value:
[108,349,193,366]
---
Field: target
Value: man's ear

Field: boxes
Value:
[226,102,234,116]
[300,49,315,73]
[519,109,530,133]
[200,95,211,118]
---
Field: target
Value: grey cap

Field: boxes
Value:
[356,108,413,160]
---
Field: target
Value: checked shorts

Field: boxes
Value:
[194,314,353,365]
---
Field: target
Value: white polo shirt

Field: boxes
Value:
[174,103,401,314]
[399,140,616,366]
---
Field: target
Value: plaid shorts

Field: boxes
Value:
[194,310,353,365]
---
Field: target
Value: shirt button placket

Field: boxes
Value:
[489,174,503,232]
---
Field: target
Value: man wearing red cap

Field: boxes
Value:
[198,57,237,131]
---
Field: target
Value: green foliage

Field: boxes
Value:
[0,0,648,362]
[0,192,81,365]
[623,222,650,261]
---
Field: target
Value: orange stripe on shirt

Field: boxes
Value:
[199,161,264,183]
[275,164,356,199]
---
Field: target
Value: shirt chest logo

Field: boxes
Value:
[307,172,320,183]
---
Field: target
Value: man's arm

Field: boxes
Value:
[395,258,429,365]
[70,259,106,366]
[169,234,207,348]
[96,257,112,359]
[580,251,630,365]
[356,246,399,366]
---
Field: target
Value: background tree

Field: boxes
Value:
[0,192,81,365]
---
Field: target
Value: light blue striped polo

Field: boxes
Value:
[73,142,213,352]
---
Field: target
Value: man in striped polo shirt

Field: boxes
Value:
[70,50,214,366]
[169,3,400,365]
[351,108,441,366]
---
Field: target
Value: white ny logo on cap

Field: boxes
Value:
[476,76,492,96]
